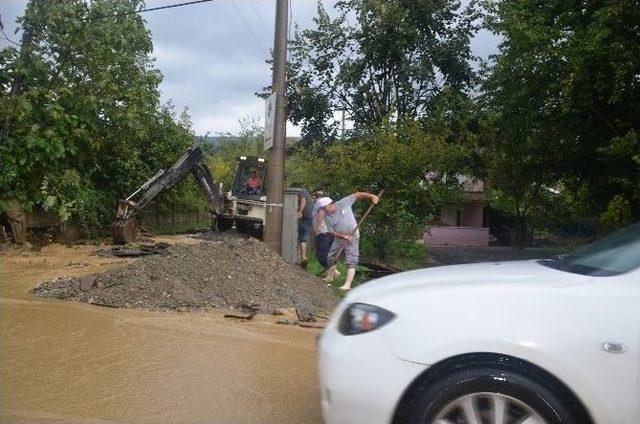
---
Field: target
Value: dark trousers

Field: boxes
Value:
[315,233,335,269]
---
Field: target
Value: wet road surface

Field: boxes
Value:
[1,240,323,424]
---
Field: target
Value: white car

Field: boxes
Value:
[318,223,640,424]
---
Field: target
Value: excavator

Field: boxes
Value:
[111,146,269,244]
[111,146,224,244]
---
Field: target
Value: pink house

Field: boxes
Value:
[424,176,491,247]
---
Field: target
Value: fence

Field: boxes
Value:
[139,203,213,232]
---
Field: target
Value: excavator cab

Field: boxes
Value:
[217,156,268,237]
[231,156,268,201]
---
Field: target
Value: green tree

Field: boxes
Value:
[207,118,265,190]
[0,0,199,234]
[275,0,479,143]
[286,120,468,258]
[480,0,640,237]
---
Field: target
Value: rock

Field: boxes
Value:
[296,308,316,323]
[79,276,96,291]
[272,307,296,316]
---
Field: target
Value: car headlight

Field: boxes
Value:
[338,303,395,335]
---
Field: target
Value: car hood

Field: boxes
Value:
[346,259,592,303]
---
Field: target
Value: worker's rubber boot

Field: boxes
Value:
[339,268,356,291]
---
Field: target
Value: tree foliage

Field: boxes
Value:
[206,118,264,190]
[282,0,479,143]
[287,120,469,258]
[480,0,640,236]
[0,0,200,234]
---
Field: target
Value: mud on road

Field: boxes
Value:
[31,232,337,315]
[1,236,329,424]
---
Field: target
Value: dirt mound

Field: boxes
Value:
[31,233,338,315]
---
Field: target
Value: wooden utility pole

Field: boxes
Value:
[263,0,288,253]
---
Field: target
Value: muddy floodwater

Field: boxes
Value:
[1,239,323,424]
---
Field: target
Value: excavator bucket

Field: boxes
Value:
[111,219,139,244]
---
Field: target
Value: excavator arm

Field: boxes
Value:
[111,146,223,244]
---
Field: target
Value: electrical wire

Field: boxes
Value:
[287,0,292,62]
[248,0,271,41]
[1,29,20,47]
[229,0,270,58]
[87,0,216,20]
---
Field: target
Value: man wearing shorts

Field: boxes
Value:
[313,197,338,274]
[296,187,314,268]
[317,192,379,290]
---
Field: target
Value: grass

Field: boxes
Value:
[305,253,393,298]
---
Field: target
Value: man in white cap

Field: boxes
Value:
[315,192,379,290]
[313,197,338,276]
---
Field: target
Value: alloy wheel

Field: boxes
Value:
[432,392,547,424]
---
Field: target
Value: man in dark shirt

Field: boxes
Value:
[296,186,314,268]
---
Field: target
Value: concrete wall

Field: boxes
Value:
[140,205,212,231]
[441,203,484,227]
[425,226,491,247]
[441,206,458,226]
[281,189,299,265]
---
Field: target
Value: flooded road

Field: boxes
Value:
[1,240,323,424]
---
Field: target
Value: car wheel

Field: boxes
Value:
[403,366,581,424]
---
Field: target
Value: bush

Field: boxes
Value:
[287,119,469,260]
[600,195,633,232]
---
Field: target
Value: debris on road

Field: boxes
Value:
[31,232,338,315]
[276,320,325,329]
[96,242,171,257]
[224,312,255,321]
[295,307,317,323]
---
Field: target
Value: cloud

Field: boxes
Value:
[1,0,498,136]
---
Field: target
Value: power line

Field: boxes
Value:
[87,0,216,20]
[1,29,20,47]
[229,0,270,58]
[248,0,271,41]
[287,0,292,59]
[133,0,216,14]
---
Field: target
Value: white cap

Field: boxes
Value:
[316,197,333,209]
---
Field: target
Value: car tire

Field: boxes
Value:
[401,366,582,424]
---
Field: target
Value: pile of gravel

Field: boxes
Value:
[31,232,338,315]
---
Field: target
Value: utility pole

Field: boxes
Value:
[263,0,288,253]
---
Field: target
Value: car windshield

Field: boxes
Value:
[540,222,640,276]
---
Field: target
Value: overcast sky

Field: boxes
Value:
[1,0,499,136]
